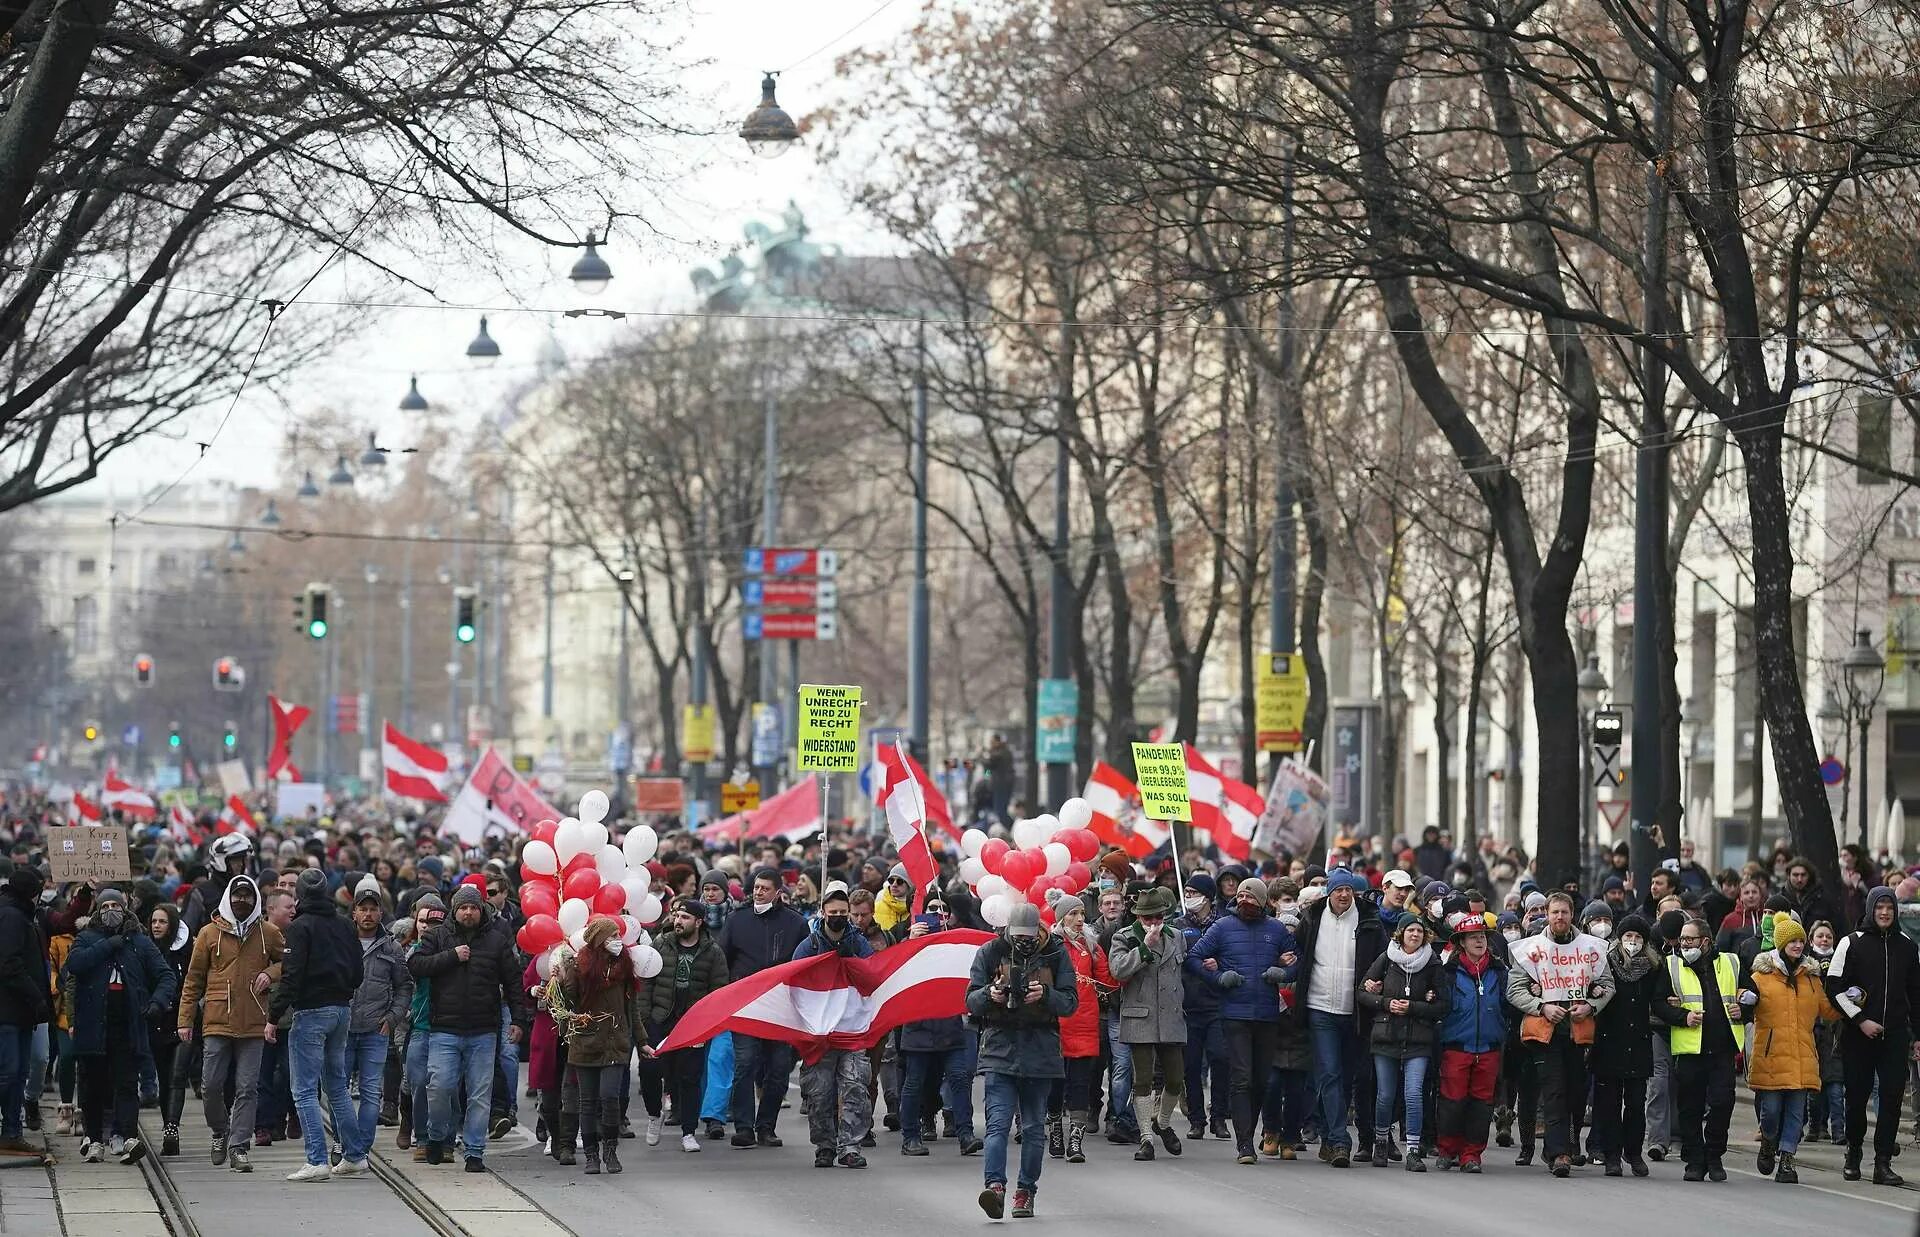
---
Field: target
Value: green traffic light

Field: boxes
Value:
[223,732,237,749]
[308,618,328,639]
[456,623,476,644]
[168,734,181,748]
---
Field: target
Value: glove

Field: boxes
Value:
[143,1000,169,1021]
[1216,971,1244,990]
[1737,989,1759,1007]
[1262,966,1289,985]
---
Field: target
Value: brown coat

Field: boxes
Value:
[559,968,643,1067]
[178,918,284,1039]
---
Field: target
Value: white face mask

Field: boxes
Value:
[1589,921,1612,940]
[1681,947,1702,964]
[753,899,775,914]
[605,939,625,956]
[1503,929,1522,943]
[1620,939,1642,957]
[1183,896,1206,914]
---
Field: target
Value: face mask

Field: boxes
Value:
[824,915,849,934]
[1236,902,1264,921]
[1620,939,1642,957]
[95,908,126,933]
[1813,943,1832,957]
[1010,934,1039,957]
[605,939,625,956]
[1183,896,1206,914]
[753,899,775,914]
[1503,929,1522,943]
[1680,947,1702,964]
[1589,922,1612,939]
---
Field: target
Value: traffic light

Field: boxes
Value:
[306,583,329,639]
[222,722,237,750]
[454,588,477,644]
[167,721,182,749]
[213,656,239,690]
[133,652,154,687]
[81,721,99,744]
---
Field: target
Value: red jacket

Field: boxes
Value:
[1058,931,1113,1059]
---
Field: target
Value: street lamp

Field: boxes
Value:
[1816,697,1845,753]
[739,73,800,158]
[399,375,429,412]
[466,316,501,365]
[227,529,246,556]
[569,232,613,296]
[1577,653,1609,865]
[259,498,282,527]
[1680,694,1702,835]
[1843,628,1886,850]
[359,431,387,469]
[1577,654,1608,712]
[328,453,354,487]
[297,470,321,501]
[613,564,636,818]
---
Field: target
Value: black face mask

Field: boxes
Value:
[1009,933,1040,957]
[824,915,850,934]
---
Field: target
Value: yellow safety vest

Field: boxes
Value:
[1666,953,1739,1055]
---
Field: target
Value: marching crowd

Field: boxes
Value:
[0,803,1916,1223]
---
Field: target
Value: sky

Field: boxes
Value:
[97,0,924,499]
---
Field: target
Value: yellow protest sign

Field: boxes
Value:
[1130,742,1191,822]
[683,704,716,762]
[796,683,862,773]
[1256,653,1308,753]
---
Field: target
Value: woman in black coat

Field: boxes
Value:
[146,902,193,1157]
[1588,913,1659,1176]
[1358,918,1449,1171]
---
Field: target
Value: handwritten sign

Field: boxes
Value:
[49,825,131,883]
[796,684,862,773]
[1130,743,1191,823]
[1511,933,1607,1004]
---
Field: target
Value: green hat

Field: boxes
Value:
[1132,886,1178,918]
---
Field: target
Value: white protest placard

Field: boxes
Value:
[1510,932,1608,1004]
[273,781,327,823]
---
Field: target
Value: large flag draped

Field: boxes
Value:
[267,695,309,782]
[654,929,992,1063]
[878,742,936,913]
[382,722,449,801]
[696,775,822,844]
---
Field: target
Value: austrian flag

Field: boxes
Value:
[383,722,449,801]
[877,742,937,912]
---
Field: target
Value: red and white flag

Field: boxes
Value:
[1084,761,1166,857]
[267,695,308,782]
[102,772,157,822]
[382,722,449,801]
[68,792,101,824]
[878,742,937,912]
[1186,745,1264,861]
[655,929,993,1063]
[219,795,257,836]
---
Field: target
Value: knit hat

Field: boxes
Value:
[1393,917,1431,946]
[296,868,328,899]
[700,870,730,894]
[449,883,484,910]
[1327,868,1368,896]
[1495,911,1520,930]
[1657,909,1688,942]
[1617,913,1651,941]
[414,892,445,914]
[95,887,127,910]
[1580,899,1613,925]
[1522,890,1547,912]
[1600,874,1626,895]
[1099,852,1134,883]
[887,863,909,884]
[1771,914,1806,949]
[1234,876,1270,906]
[354,875,383,904]
[1183,872,1216,900]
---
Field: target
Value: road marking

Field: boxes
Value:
[1721,1163,1916,1211]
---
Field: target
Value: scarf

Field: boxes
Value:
[1609,940,1655,982]
[1387,941,1433,973]
[1457,949,1492,978]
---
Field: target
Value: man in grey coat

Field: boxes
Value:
[340,878,411,1174]
[1108,886,1188,1161]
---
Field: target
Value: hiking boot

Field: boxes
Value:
[1433,1153,1455,1171]
[1843,1147,1862,1180]
[228,1149,251,1173]
[704,1120,726,1140]
[1756,1136,1776,1177]
[1550,1154,1571,1178]
[1461,1156,1483,1173]
[1010,1187,1035,1218]
[1371,1139,1391,1167]
[1279,1143,1298,1160]
[978,1183,1005,1219]
[731,1130,758,1148]
[425,1141,446,1165]
[962,1135,984,1155]
[1494,1106,1514,1148]
[1261,1133,1281,1157]
[1707,1159,1726,1182]
[411,1146,428,1162]
[1135,1139,1155,1161]
[1385,1138,1402,1162]
[210,1135,227,1166]
[837,1151,867,1169]
[1774,1152,1797,1184]
[583,1145,601,1175]
[1065,1123,1085,1164]
[1625,1154,1649,1177]
[161,1125,179,1157]
[1155,1121,1181,1156]
[902,1140,929,1156]
[814,1147,835,1168]
[1872,1159,1905,1187]
[1046,1115,1064,1159]
[1330,1147,1351,1168]
[1404,1150,1426,1172]
[602,1141,622,1173]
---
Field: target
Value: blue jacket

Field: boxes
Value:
[1189,912,1298,1022]
[1176,911,1222,1017]
[792,924,876,961]
[1438,952,1507,1054]
[63,925,176,1059]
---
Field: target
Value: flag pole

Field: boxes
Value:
[819,772,830,893]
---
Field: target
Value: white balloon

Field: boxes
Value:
[554,818,587,864]
[958,857,988,886]
[1009,820,1039,850]
[535,947,557,981]
[1028,814,1058,840]
[961,828,989,857]
[1057,797,1094,831]
[980,894,1013,928]
[577,789,611,826]
[1043,842,1071,877]
[623,824,659,866]
[636,892,664,925]
[580,821,609,855]
[633,946,663,979]
[595,844,627,885]
[619,874,649,913]
[523,840,558,875]
[977,874,1009,900]
[567,928,588,951]
[557,897,590,936]
[618,913,643,946]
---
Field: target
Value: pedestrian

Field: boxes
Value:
[1654,915,1747,1182]
[144,902,191,1157]
[408,882,525,1172]
[792,884,875,1168]
[64,888,175,1165]
[1824,885,1920,1185]
[1433,912,1504,1173]
[694,871,735,1141]
[178,874,281,1174]
[274,867,364,1182]
[1106,885,1188,1162]
[0,866,49,1153]
[1589,912,1656,1177]
[1359,916,1446,1171]
[1293,867,1384,1167]
[645,896,728,1153]
[966,901,1076,1220]
[557,918,642,1175]
[341,877,410,1174]
[1806,920,1846,1144]
[396,894,445,1156]
[1506,890,1612,1179]
[717,868,808,1149]
[898,897,982,1158]
[1042,896,1110,1164]
[1173,874,1229,1143]
[1746,913,1837,1185]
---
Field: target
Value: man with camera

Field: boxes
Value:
[965,901,1076,1220]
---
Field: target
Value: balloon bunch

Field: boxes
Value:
[513,788,665,980]
[955,797,1102,929]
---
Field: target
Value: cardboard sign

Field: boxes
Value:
[49,825,131,883]
[721,781,762,814]
[1256,654,1308,752]
[1252,759,1330,857]
[273,781,327,823]
[796,684,862,773]
[1130,742,1192,823]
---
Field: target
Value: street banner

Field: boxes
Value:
[796,684,861,773]
[444,747,562,844]
[1130,742,1192,822]
[684,704,716,763]
[1256,653,1309,752]
[1035,679,1077,764]
[49,825,130,883]
[1252,759,1330,858]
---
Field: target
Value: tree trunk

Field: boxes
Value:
[1435,649,1454,837]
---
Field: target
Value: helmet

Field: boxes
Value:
[207,833,253,875]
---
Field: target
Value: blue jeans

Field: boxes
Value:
[700,1032,733,1122]
[1105,1013,1134,1131]
[1308,1008,1369,1151]
[900,1048,975,1142]
[0,1025,31,1139]
[1185,1013,1229,1128]
[492,1005,518,1119]
[983,1074,1051,1190]
[1754,1089,1807,1155]
[26,1023,48,1106]
[345,1030,389,1161]
[1811,1081,1845,1141]
[404,1029,432,1141]
[289,1007,354,1167]
[1374,1053,1430,1145]
[427,1031,496,1158]
[1261,1067,1311,1143]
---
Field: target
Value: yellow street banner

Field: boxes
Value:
[683,703,716,762]
[1130,742,1192,822]
[1256,653,1308,753]
[721,780,761,813]
[796,683,862,773]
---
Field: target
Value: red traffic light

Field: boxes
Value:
[134,653,154,686]
[216,658,232,675]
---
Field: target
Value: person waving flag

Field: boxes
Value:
[878,741,937,914]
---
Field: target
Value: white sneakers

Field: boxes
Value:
[645,1116,664,1147]
[286,1162,332,1183]
[681,1133,701,1153]
[78,1140,104,1163]
[332,1158,368,1177]
[53,1106,74,1136]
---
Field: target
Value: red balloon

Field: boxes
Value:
[1039,906,1057,928]
[1025,884,1051,909]
[1063,861,1092,893]
[519,862,545,886]
[980,838,1010,875]
[562,851,597,878]
[562,867,602,902]
[520,883,559,919]
[1022,848,1050,879]
[1062,829,1099,863]
[530,818,559,847]
[517,914,563,954]
[1000,851,1035,891]
[591,884,627,916]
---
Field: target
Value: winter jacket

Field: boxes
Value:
[718,902,810,981]
[1784,881,1841,936]
[522,956,562,1092]
[1293,896,1389,1033]
[1189,912,1299,1023]
[897,925,975,1054]
[1437,950,1507,1055]
[1357,950,1447,1059]
[179,917,284,1039]
[965,934,1077,1078]
[1108,921,1188,1044]
[558,958,644,1068]
[63,923,175,1060]
[644,926,729,1035]
[349,931,413,1035]
[148,917,192,1032]
[792,923,875,961]
[271,889,364,1020]
[1174,911,1222,1017]
[0,888,49,1027]
[1826,912,1920,1042]
[1054,930,1112,1059]
[1590,944,1659,1080]
[1748,952,1838,1091]
[408,907,527,1034]
[1652,944,1748,1055]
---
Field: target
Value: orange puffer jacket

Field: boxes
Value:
[1748,952,1839,1091]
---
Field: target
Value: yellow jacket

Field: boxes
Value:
[1747,952,1838,1091]
[875,889,911,933]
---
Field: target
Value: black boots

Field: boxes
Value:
[1756,1136,1776,1176]
[1872,1158,1905,1187]
[1843,1147,1862,1180]
[1065,1123,1085,1163]
[1046,1114,1065,1159]
[1774,1152,1797,1184]
[1494,1106,1514,1147]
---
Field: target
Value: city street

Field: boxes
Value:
[4,1083,1913,1237]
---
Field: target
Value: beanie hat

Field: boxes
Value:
[1657,909,1688,942]
[1495,910,1521,930]
[1183,872,1216,900]
[1764,893,1793,913]
[1617,913,1651,941]
[1601,874,1626,895]
[1393,917,1429,945]
[449,883,484,910]
[1235,877,1270,907]
[417,856,445,881]
[1328,868,1368,896]
[1099,852,1134,883]
[414,892,445,914]
[700,870,730,894]
[1771,913,1806,949]
[354,875,384,905]
[95,887,127,910]
[296,868,328,899]
[1522,890,1547,912]
[1580,899,1613,925]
